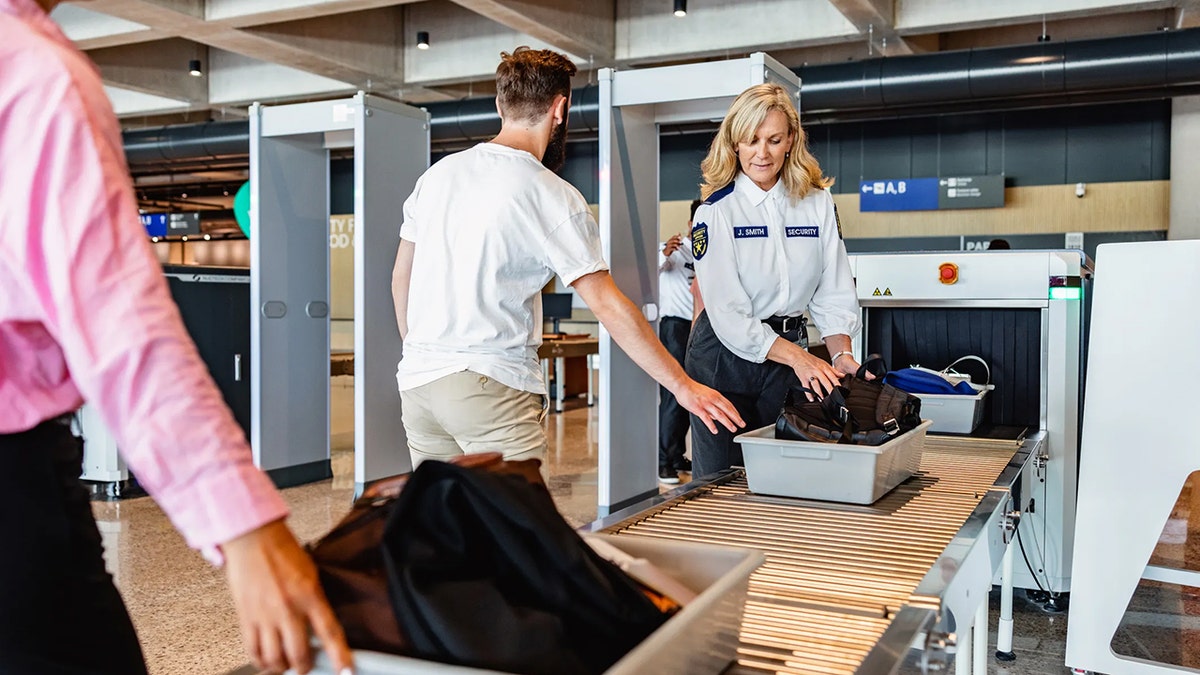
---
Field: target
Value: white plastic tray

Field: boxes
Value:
[920,383,993,434]
[735,420,932,504]
[293,534,763,675]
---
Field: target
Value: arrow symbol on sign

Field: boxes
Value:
[861,184,872,194]
[939,179,947,186]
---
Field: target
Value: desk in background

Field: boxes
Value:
[333,338,600,414]
[538,336,599,413]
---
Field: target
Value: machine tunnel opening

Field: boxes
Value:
[865,307,1043,431]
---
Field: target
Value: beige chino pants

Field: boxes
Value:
[400,370,549,471]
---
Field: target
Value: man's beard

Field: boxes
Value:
[541,116,568,172]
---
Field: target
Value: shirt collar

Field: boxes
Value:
[734,171,785,207]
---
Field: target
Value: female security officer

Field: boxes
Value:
[685,83,863,477]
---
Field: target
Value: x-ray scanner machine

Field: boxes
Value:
[597,53,800,514]
[251,93,429,491]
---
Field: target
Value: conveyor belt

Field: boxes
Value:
[598,436,1027,675]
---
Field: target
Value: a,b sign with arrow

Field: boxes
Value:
[859,175,1004,212]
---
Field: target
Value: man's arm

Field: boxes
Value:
[571,270,744,434]
[392,238,416,340]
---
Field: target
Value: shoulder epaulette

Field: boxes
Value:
[703,183,735,205]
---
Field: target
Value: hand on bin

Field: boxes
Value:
[222,520,354,675]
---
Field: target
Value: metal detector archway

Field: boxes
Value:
[597,54,800,514]
[250,93,429,491]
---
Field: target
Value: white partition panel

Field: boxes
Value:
[1066,240,1200,675]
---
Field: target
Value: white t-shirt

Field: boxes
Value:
[658,240,694,321]
[692,172,860,363]
[396,142,608,395]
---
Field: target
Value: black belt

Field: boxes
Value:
[764,315,809,347]
[764,315,807,335]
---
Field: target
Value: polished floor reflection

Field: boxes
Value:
[90,376,1166,674]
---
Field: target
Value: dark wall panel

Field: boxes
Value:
[809,100,1167,193]
[660,132,712,201]
[860,127,913,181]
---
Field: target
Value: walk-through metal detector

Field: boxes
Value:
[597,54,800,514]
[250,93,429,491]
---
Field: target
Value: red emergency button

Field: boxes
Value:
[938,262,959,284]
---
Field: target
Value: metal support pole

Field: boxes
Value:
[555,356,566,412]
[956,612,972,675]
[587,353,596,406]
[997,540,1016,660]
[974,593,988,675]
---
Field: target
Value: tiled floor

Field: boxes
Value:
[89,376,1193,674]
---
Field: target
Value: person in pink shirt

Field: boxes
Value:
[0,1,353,673]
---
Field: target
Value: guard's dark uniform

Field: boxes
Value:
[685,173,860,477]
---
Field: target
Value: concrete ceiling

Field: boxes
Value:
[53,0,1192,127]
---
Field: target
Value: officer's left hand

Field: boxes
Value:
[833,355,869,379]
[675,380,745,434]
[662,234,682,257]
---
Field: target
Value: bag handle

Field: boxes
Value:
[855,353,888,380]
[942,355,991,386]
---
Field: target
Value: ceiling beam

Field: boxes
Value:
[78,0,400,92]
[825,0,916,55]
[88,38,208,104]
[1179,0,1200,28]
[448,0,615,62]
[236,7,405,89]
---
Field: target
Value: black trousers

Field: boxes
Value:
[0,417,148,675]
[657,316,691,469]
[684,312,799,479]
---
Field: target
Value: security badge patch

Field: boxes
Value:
[692,222,708,260]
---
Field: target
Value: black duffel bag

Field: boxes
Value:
[776,355,922,445]
[310,454,676,675]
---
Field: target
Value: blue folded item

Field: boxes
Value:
[883,368,978,395]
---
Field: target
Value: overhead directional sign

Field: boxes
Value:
[140,212,201,237]
[859,178,938,212]
[860,175,1005,212]
[140,213,168,237]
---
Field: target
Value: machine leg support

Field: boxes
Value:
[973,595,988,675]
[996,538,1016,661]
[995,618,1016,661]
[955,616,972,674]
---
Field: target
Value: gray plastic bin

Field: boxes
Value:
[920,383,993,434]
[290,534,763,675]
[735,420,932,504]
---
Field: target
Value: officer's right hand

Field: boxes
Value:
[792,351,842,401]
[676,380,745,434]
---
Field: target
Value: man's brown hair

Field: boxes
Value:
[495,46,577,124]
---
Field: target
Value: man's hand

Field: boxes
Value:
[222,520,353,675]
[674,380,745,434]
[662,233,683,258]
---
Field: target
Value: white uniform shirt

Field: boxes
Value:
[658,239,695,321]
[692,172,860,363]
[396,142,608,395]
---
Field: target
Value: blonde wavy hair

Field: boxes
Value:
[699,83,832,200]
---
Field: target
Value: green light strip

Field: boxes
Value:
[1049,287,1081,300]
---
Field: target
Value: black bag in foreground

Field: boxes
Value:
[776,355,922,445]
[381,460,672,675]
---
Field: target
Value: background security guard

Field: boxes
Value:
[686,83,863,478]
[656,199,701,484]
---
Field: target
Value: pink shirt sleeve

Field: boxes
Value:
[17,42,288,562]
